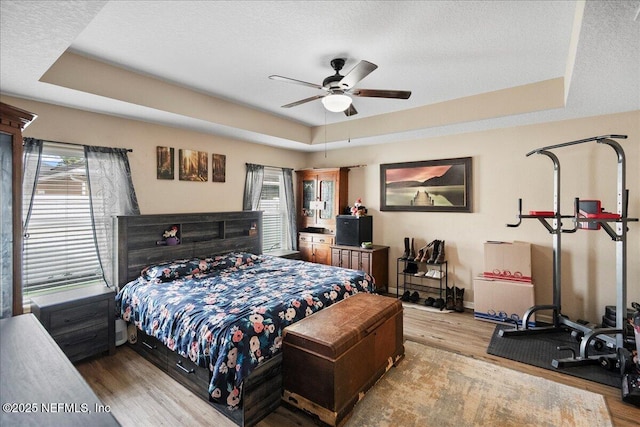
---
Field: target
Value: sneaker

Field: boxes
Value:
[401,290,411,301]
[410,291,420,303]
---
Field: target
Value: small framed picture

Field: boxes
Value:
[212,153,226,183]
[179,149,208,182]
[156,146,174,180]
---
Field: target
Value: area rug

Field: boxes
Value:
[487,324,620,388]
[347,340,612,427]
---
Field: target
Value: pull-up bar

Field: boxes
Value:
[526,134,627,157]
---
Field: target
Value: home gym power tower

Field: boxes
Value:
[499,134,637,368]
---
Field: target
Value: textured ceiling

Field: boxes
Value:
[1,1,638,151]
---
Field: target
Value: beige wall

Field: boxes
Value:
[2,96,308,213]
[309,110,640,323]
[4,94,638,323]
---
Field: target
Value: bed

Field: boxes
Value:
[115,211,375,426]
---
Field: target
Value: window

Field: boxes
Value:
[23,142,102,296]
[258,167,290,252]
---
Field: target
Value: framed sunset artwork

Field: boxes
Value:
[380,157,472,212]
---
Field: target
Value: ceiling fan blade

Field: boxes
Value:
[339,60,378,89]
[281,94,325,108]
[352,89,412,99]
[344,104,358,117]
[269,75,323,90]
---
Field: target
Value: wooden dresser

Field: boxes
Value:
[331,244,389,293]
[30,284,116,363]
[0,314,120,426]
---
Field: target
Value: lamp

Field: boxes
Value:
[321,94,352,112]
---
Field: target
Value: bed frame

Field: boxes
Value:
[117,211,282,427]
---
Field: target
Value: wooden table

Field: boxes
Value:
[0,314,120,426]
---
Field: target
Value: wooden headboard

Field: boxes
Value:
[116,211,263,288]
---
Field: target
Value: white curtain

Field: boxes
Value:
[282,168,297,250]
[85,146,139,288]
[243,163,264,210]
[22,138,43,233]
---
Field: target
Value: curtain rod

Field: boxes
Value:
[31,138,133,152]
[292,165,367,170]
[245,162,292,170]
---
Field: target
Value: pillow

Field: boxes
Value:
[141,258,199,282]
[207,252,261,270]
[141,252,261,281]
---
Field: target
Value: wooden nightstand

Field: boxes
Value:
[30,284,116,362]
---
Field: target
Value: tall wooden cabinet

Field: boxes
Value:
[0,102,36,318]
[296,168,349,233]
[296,168,349,264]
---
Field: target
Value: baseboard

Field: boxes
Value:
[388,287,554,320]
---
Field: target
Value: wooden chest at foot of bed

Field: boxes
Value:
[282,293,404,426]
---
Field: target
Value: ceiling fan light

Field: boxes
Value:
[322,94,352,112]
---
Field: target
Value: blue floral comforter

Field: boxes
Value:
[115,252,374,409]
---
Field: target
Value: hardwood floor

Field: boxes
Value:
[76,305,640,427]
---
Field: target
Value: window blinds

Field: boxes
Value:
[259,168,285,252]
[23,143,102,294]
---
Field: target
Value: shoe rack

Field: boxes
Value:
[499,134,638,368]
[396,258,448,303]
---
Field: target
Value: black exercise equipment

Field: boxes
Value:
[499,135,638,370]
[620,303,640,406]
